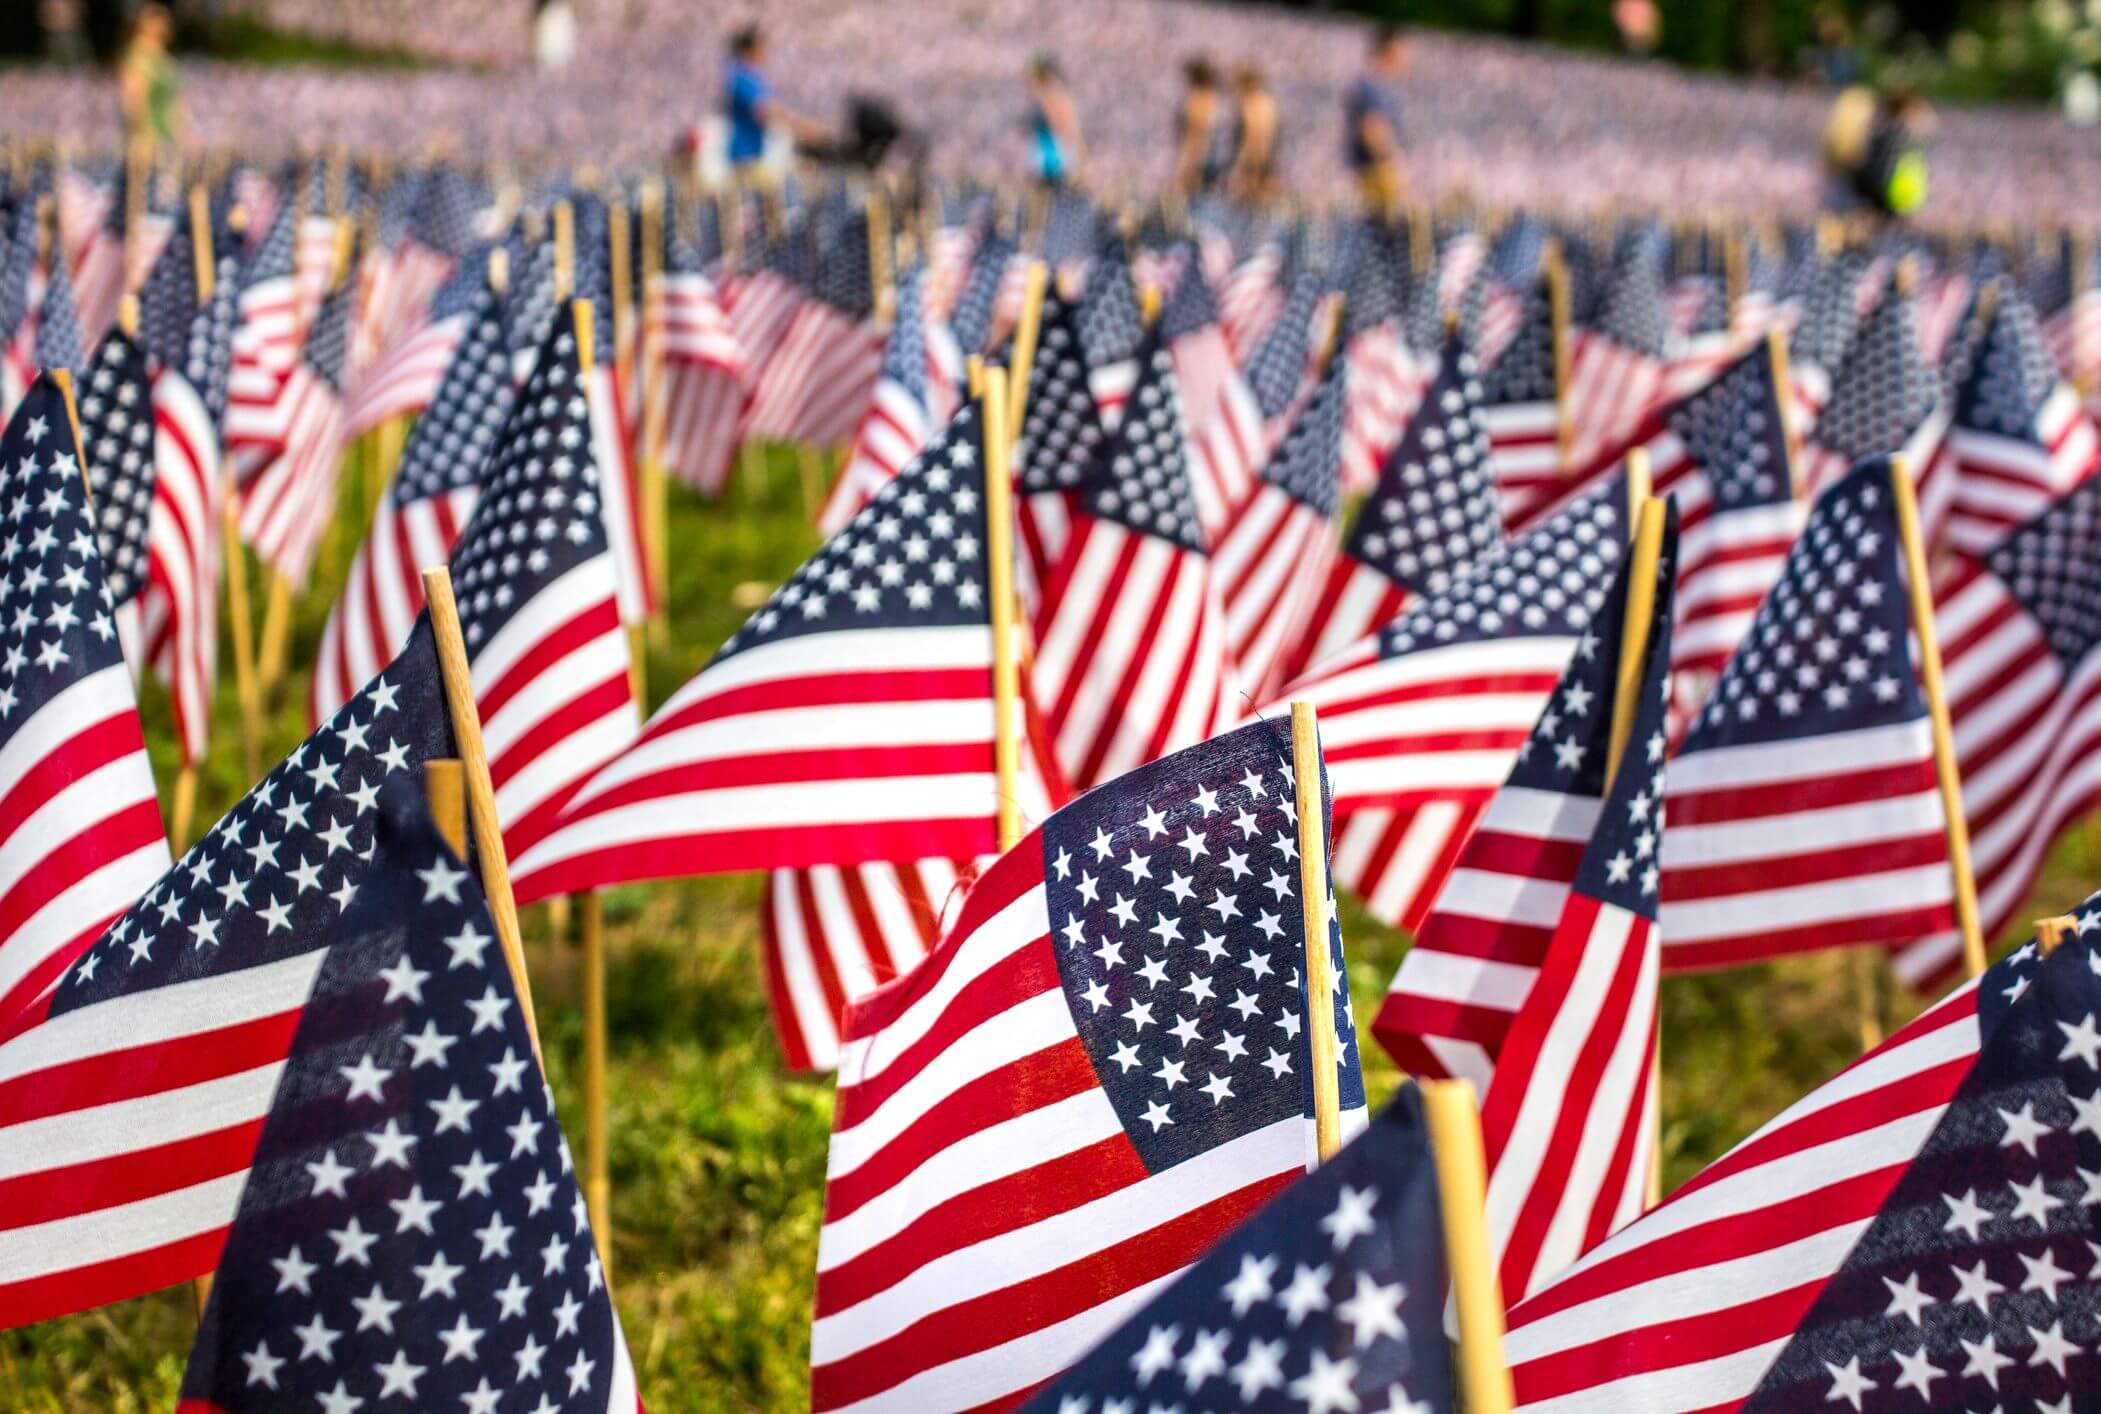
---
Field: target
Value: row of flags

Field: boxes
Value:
[0,149,2099,1411]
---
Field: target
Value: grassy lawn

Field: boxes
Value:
[3,446,2093,1410]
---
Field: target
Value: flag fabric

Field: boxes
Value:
[809,719,1368,1411]
[1281,474,1629,933]
[338,243,485,439]
[821,262,935,534]
[1163,254,1260,539]
[1799,282,1949,537]
[1897,467,2101,987]
[1213,356,1349,702]
[1034,339,1237,790]
[1338,227,1424,496]
[175,777,642,1414]
[30,251,85,377]
[1373,508,1675,1095]
[1659,457,1958,971]
[947,230,1012,360]
[1481,275,1564,530]
[77,329,160,672]
[1562,239,1670,476]
[1024,1085,1456,1414]
[236,278,351,589]
[1240,273,1323,435]
[655,234,748,498]
[1503,908,2101,1412]
[0,617,451,1328]
[1475,540,1672,1304]
[1161,249,1236,444]
[1786,248,1867,428]
[1078,234,1146,427]
[508,399,1007,900]
[1939,282,2099,558]
[220,200,303,484]
[1218,242,1285,364]
[0,377,169,1026]
[744,211,885,449]
[1271,334,1504,695]
[440,303,639,864]
[310,281,512,724]
[1014,293,1109,608]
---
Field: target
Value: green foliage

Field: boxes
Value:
[3,441,2095,1408]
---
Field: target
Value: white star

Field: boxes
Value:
[241,1339,285,1389]
[315,1379,363,1414]
[338,1052,392,1103]
[460,1377,502,1414]
[1822,1355,1875,1410]
[1140,1099,1173,1131]
[1947,1257,2004,1314]
[350,1281,403,1333]
[467,984,512,1033]
[1321,1187,1380,1254]
[2018,1245,2075,1302]
[1337,1270,1407,1348]
[451,1149,498,1198]
[417,855,468,902]
[1276,1262,1332,1325]
[1178,1327,1231,1391]
[1287,1348,1360,1414]
[293,1312,341,1363]
[1890,1345,1941,1400]
[1958,1332,2014,1390]
[378,955,429,1003]
[2008,1173,2065,1227]
[1230,1336,1287,1401]
[1882,1270,1931,1325]
[427,1085,480,1135]
[328,1216,379,1267]
[437,1310,485,1364]
[404,1019,457,1069]
[1942,1187,1992,1241]
[2058,1012,2101,1068]
[366,1118,417,1168]
[493,1271,532,1320]
[1998,1100,2052,1155]
[306,1149,354,1198]
[564,1349,597,1395]
[475,1211,516,1260]
[2029,1319,2080,1376]
[412,1249,465,1299]
[373,1348,425,1398]
[1130,1325,1179,1384]
[271,1245,317,1295]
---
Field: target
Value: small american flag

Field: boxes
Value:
[1479,275,1564,530]
[1271,334,1503,695]
[77,328,159,671]
[0,375,170,1024]
[1372,512,1676,1093]
[1800,282,1948,537]
[810,719,1367,1410]
[947,229,1014,359]
[1283,474,1628,933]
[744,208,886,450]
[1787,247,1869,427]
[821,261,936,534]
[339,240,488,439]
[1561,235,1671,477]
[1033,338,1236,790]
[1241,273,1324,431]
[1659,456,1957,971]
[1505,911,2101,1411]
[31,243,85,376]
[221,198,303,486]
[311,278,512,724]
[654,231,747,499]
[0,620,451,1327]
[1024,1086,1456,1414]
[1014,293,1109,605]
[237,275,352,590]
[508,399,1008,899]
[1338,224,1426,496]
[177,778,642,1414]
[1217,240,1286,364]
[1078,232,1147,427]
[1163,252,1260,538]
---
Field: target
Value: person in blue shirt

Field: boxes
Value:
[1025,53,1084,189]
[1344,23,1413,216]
[724,25,823,176]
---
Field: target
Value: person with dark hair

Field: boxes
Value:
[1229,64,1280,202]
[1024,52,1083,189]
[117,3,181,156]
[723,23,823,176]
[1345,22,1412,215]
[1171,56,1231,196]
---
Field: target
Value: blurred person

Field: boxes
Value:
[1170,56,1231,197]
[1852,85,1934,222]
[724,24,825,179]
[1806,5,1865,89]
[1611,0,1660,57]
[1025,53,1083,189]
[1229,65,1279,202]
[1345,22,1412,215]
[533,0,576,72]
[116,3,180,157]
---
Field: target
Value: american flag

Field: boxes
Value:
[723,222,813,434]
[1787,247,1868,427]
[1214,356,1349,702]
[220,198,303,486]
[0,617,451,1327]
[175,777,642,1414]
[292,178,341,336]
[0,376,170,1026]
[0,199,36,419]
[1898,468,2101,988]
[1033,339,1236,790]
[443,302,640,863]
[821,261,935,534]
[1024,1084,1456,1414]
[2048,241,2100,409]
[30,245,85,376]
[1281,475,1627,932]
[809,718,1367,1411]
[1939,281,2100,558]
[1480,275,1564,531]
[339,242,489,440]
[1163,253,1259,539]
[1504,910,2101,1412]
[66,172,128,350]
[1271,334,1503,696]
[310,279,512,724]
[1561,236,1671,477]
[77,328,158,669]
[654,231,747,499]
[507,399,1008,900]
[1372,512,1676,1094]
[1241,272,1324,433]
[1338,225,1424,497]
[1800,281,1947,537]
[947,229,1013,359]
[1078,232,1147,427]
[237,276,351,589]
[1014,293,1109,606]
[1659,457,1958,971]
[743,208,885,450]
[1218,240,1286,364]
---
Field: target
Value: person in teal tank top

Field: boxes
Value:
[1025,53,1083,189]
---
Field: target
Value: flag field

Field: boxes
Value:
[4,442,2098,1410]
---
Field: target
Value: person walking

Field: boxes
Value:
[1170,57,1232,197]
[116,3,181,159]
[1345,23,1412,216]
[1229,64,1280,202]
[723,24,824,181]
[1024,52,1084,189]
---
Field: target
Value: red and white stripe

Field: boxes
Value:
[142,370,222,765]
[590,361,654,625]
[1561,333,1665,479]
[220,275,302,486]
[1940,381,2098,557]
[1185,367,1266,542]
[745,303,884,450]
[235,362,344,589]
[292,216,341,335]
[1212,482,1336,700]
[1485,398,1564,530]
[339,306,468,437]
[820,375,931,536]
[1219,247,1283,363]
[657,270,748,497]
[350,239,455,381]
[1267,553,1412,699]
[1339,328,1425,496]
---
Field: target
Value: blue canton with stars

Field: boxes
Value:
[1158,248,1220,345]
[1078,235,1145,374]
[714,400,990,662]
[1024,1085,1455,1414]
[1481,278,1557,407]
[448,303,611,654]
[1347,335,1503,598]
[1667,341,1794,512]
[390,283,513,509]
[1041,719,1365,1174]
[1018,295,1108,494]
[0,377,127,720]
[1790,251,1866,374]
[1374,471,1625,662]
[1984,472,2101,672]
[1743,908,2101,1412]
[948,232,1012,358]
[54,624,452,1014]
[1080,339,1207,555]
[1683,457,1926,754]
[76,330,157,610]
[1591,239,1670,360]
[1954,284,2060,442]
[1246,274,1325,421]
[878,261,930,414]
[1816,286,1937,463]
[180,777,624,1414]
[32,251,85,374]
[1255,355,1347,518]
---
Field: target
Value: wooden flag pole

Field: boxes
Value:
[221,474,263,779]
[189,185,215,304]
[607,199,635,394]
[1006,261,1050,447]
[1605,496,1665,790]
[1544,240,1573,473]
[553,199,575,303]
[1766,327,1800,494]
[2073,233,2093,402]
[422,566,543,1058]
[1889,455,1987,980]
[425,758,467,855]
[868,192,895,325]
[2037,913,2079,958]
[1420,1078,1517,1414]
[983,369,1025,852]
[1289,701,1343,1163]
[637,183,671,645]
[1623,445,1652,547]
[578,888,613,1277]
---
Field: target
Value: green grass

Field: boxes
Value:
[4,445,2098,1410]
